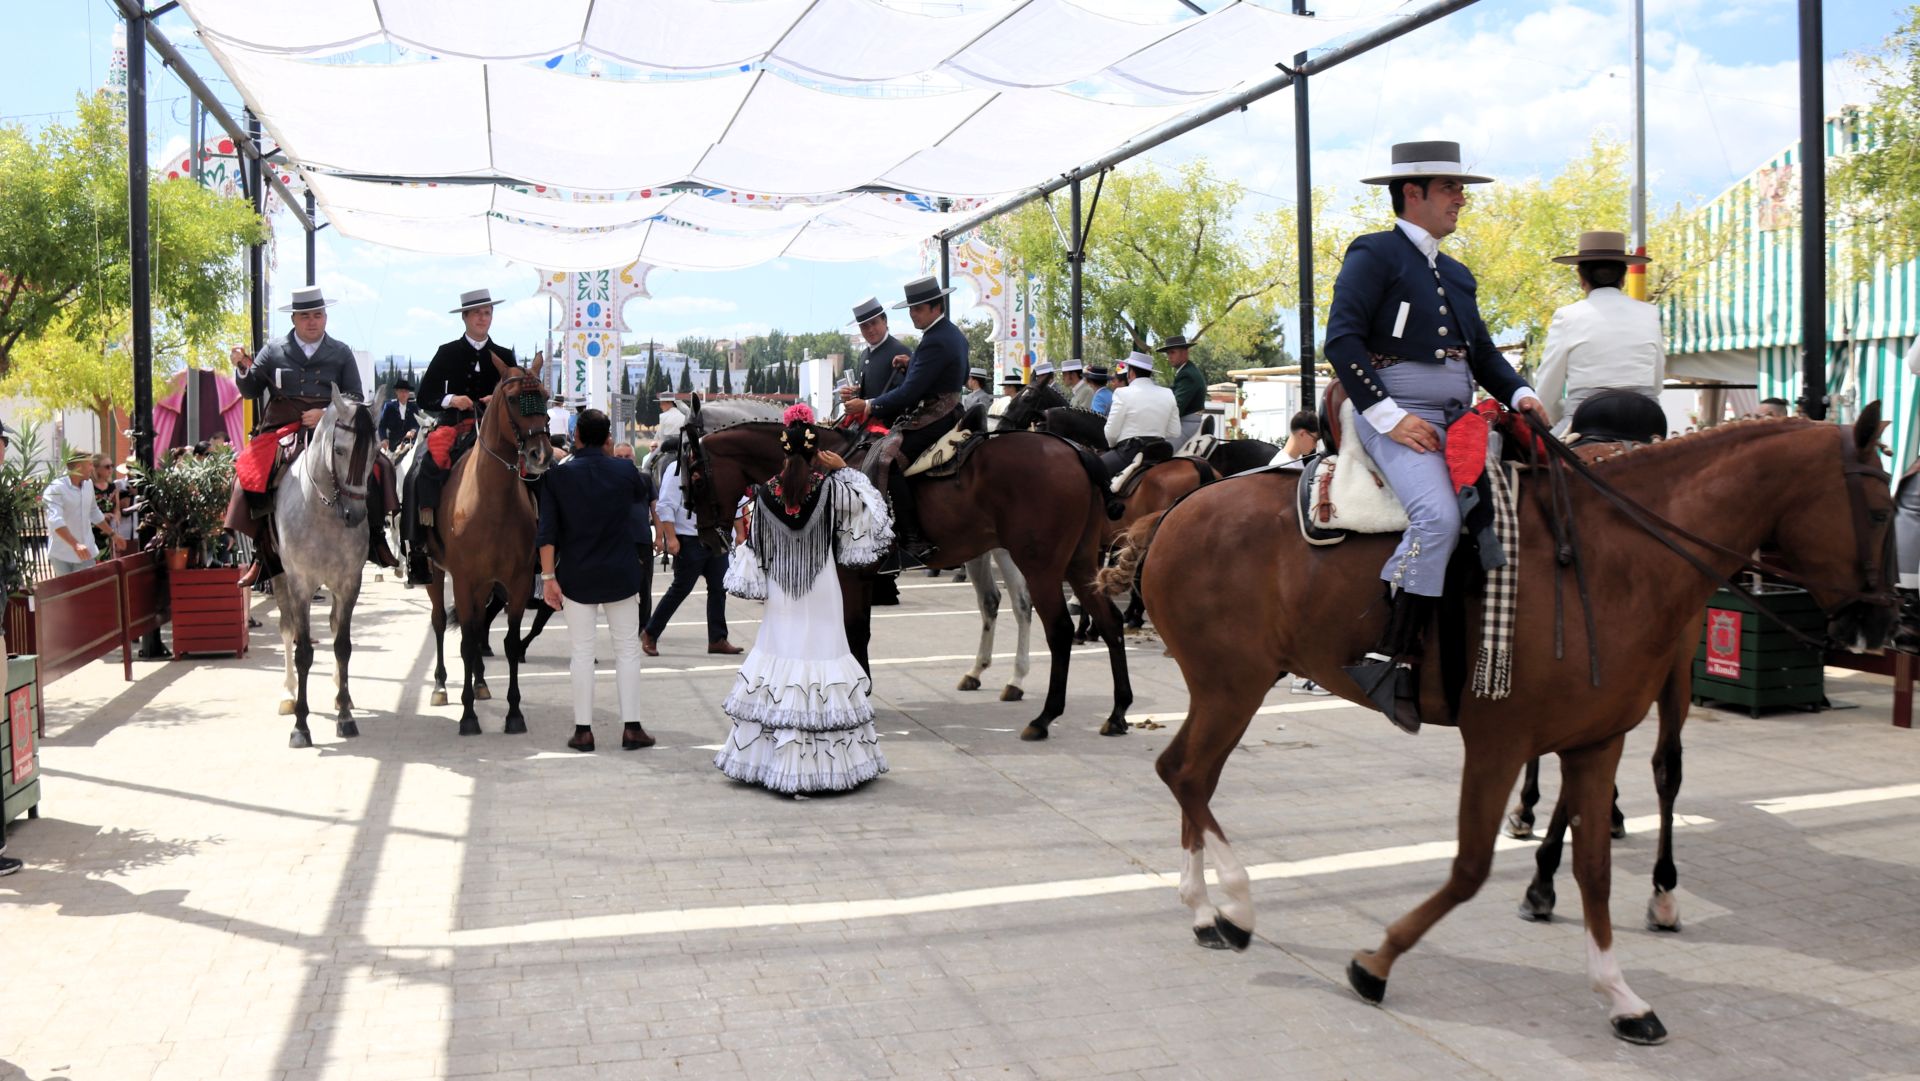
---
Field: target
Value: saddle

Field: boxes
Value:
[1105,437,1174,496]
[1176,431,1220,461]
[903,402,990,479]
[1296,396,1409,547]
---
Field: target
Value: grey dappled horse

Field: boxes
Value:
[273,388,380,748]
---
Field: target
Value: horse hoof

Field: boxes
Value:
[1099,717,1129,736]
[1193,923,1230,950]
[999,685,1023,702]
[957,675,982,691]
[474,683,492,701]
[1504,812,1534,840]
[1611,1011,1668,1045]
[504,715,527,735]
[336,720,359,739]
[1646,889,1682,933]
[1019,723,1050,741]
[278,699,296,716]
[1611,822,1629,840]
[1347,953,1387,1005]
[430,690,449,707]
[458,718,482,736]
[1517,887,1556,922]
[1211,913,1252,951]
[288,730,312,750]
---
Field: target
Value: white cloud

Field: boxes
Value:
[636,296,741,316]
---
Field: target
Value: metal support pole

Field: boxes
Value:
[1069,178,1084,362]
[1798,0,1827,421]
[1292,0,1316,408]
[940,236,951,289]
[1627,0,1649,300]
[305,189,317,286]
[247,111,265,357]
[127,7,155,470]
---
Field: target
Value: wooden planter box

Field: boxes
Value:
[1693,584,1826,717]
[170,567,250,658]
[3,655,40,825]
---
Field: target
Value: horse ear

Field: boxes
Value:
[689,394,702,418]
[1854,400,1886,457]
[529,351,545,380]
[490,350,512,377]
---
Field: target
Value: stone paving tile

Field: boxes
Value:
[3,578,1918,1080]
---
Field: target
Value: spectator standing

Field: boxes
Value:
[645,457,744,657]
[538,409,656,753]
[612,440,658,627]
[44,451,104,576]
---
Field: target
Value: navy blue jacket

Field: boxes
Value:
[858,334,911,399]
[536,446,647,604]
[869,315,968,422]
[1324,228,1527,415]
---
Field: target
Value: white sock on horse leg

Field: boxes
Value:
[1586,931,1653,1019]
[1179,845,1217,929]
[1208,830,1254,934]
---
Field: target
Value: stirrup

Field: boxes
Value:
[1341,653,1421,734]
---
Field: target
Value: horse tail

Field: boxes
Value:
[1096,513,1162,596]
[1066,441,1127,520]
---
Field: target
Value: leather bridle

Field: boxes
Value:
[478,372,551,480]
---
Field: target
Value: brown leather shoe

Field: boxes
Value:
[621,725,655,750]
[640,631,659,657]
[566,730,595,753]
[235,561,262,588]
[707,639,743,655]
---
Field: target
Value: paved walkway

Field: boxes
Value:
[3,571,1918,1081]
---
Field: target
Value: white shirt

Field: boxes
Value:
[43,474,105,563]
[1359,217,1542,435]
[296,333,322,358]
[655,462,699,537]
[1534,287,1668,423]
[443,336,491,407]
[1104,378,1183,445]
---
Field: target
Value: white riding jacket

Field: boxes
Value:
[1104,378,1183,446]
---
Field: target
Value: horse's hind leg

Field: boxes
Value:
[1018,562,1075,741]
[1507,756,1542,838]
[1647,659,1690,932]
[1069,553,1132,737]
[1349,743,1525,1005]
[502,604,527,735]
[1564,733,1665,1044]
[1519,790,1571,922]
[428,569,450,707]
[999,549,1032,702]
[958,553,1000,692]
[1157,672,1266,950]
[331,582,360,738]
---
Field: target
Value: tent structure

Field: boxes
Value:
[1663,113,1920,472]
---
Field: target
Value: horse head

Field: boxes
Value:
[317,384,377,526]
[676,394,736,552]
[1767,402,1899,652]
[488,350,555,479]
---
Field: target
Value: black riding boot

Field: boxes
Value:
[1897,588,1920,654]
[888,471,935,563]
[406,459,443,586]
[1341,590,1435,734]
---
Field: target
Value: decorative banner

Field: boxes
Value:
[535,262,653,409]
[9,685,33,785]
[1705,608,1742,679]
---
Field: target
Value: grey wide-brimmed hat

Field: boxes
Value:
[1122,350,1158,373]
[1361,140,1494,186]
[1155,334,1192,354]
[279,285,335,312]
[849,296,886,326]
[1059,358,1085,373]
[449,288,498,313]
[1552,229,1652,266]
[967,366,989,381]
[890,275,956,309]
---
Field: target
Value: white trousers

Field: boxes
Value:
[564,592,644,727]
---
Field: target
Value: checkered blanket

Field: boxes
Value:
[1473,445,1520,699]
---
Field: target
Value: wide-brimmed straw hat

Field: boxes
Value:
[1083,365,1111,383]
[1155,334,1192,354]
[1122,351,1157,373]
[1031,360,1054,377]
[890,275,956,309]
[279,286,335,312]
[848,296,886,327]
[1000,370,1025,387]
[449,288,498,313]
[1361,140,1494,186]
[1551,230,1651,266]
[1059,358,1085,373]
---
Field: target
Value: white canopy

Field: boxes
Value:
[176,0,1387,267]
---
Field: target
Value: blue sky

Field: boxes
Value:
[1,0,1908,363]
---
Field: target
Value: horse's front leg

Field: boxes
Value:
[276,578,315,749]
[1018,559,1074,741]
[957,553,1000,692]
[999,549,1032,702]
[331,581,360,739]
[839,568,873,677]
[1068,544,1131,737]
[1507,756,1542,838]
[1647,654,1691,932]
[457,600,484,736]
[1564,734,1666,1044]
[502,601,527,735]
[427,570,450,707]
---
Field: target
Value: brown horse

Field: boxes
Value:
[422,353,555,735]
[1112,410,1895,1043]
[678,398,1132,738]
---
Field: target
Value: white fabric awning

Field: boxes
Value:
[175,0,1389,267]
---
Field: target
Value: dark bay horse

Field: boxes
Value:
[1110,411,1895,1043]
[273,388,380,748]
[679,398,1132,739]
[422,353,555,735]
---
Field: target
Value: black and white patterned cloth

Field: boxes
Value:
[1474,447,1521,699]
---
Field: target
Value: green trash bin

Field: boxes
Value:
[2,655,41,824]
[1693,585,1826,717]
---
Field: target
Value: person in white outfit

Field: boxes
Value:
[1103,351,1183,447]
[43,451,105,577]
[1533,230,1666,434]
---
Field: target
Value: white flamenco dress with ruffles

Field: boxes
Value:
[717,468,893,793]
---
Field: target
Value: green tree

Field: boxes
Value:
[960,318,995,364]
[0,92,265,378]
[1832,7,1920,276]
[676,362,692,394]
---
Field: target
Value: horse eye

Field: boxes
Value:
[1872,510,1891,525]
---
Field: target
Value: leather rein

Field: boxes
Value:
[1519,414,1892,670]
[476,371,549,480]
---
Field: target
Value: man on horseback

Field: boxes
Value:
[379,378,421,452]
[1060,359,1094,409]
[1101,351,1182,474]
[225,286,396,587]
[405,288,512,585]
[962,367,992,412]
[1328,140,1551,732]
[1086,365,1113,415]
[841,296,910,404]
[1160,335,1208,446]
[841,275,969,559]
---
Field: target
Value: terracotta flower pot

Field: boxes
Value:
[165,547,190,572]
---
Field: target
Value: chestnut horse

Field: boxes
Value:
[1111,410,1894,1043]
[678,397,1132,739]
[422,353,556,735]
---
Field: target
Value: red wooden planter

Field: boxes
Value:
[170,567,250,658]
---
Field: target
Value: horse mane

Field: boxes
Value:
[1581,415,1816,471]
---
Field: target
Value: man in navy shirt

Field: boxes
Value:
[538,408,655,753]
